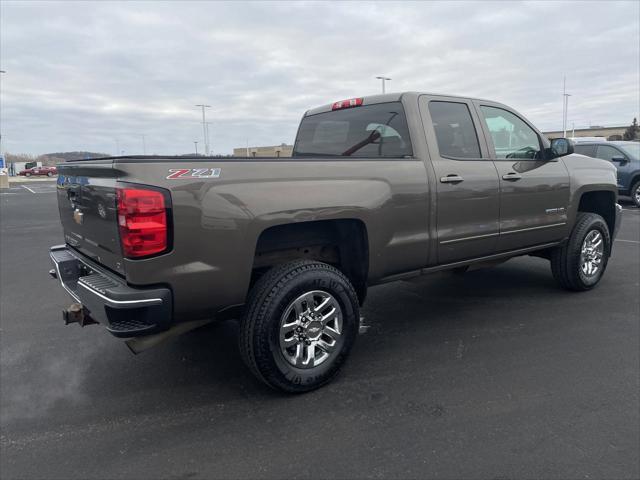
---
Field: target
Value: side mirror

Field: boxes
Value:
[611,156,627,165]
[549,138,574,158]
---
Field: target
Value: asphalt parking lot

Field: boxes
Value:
[1,181,639,479]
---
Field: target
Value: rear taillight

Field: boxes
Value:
[117,187,169,258]
[331,98,363,110]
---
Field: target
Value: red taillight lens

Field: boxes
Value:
[331,98,363,110]
[117,187,168,258]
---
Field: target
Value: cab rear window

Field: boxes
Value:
[294,102,413,157]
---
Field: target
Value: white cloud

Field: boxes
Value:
[0,0,638,155]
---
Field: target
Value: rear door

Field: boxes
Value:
[56,161,125,275]
[419,96,500,264]
[474,102,570,252]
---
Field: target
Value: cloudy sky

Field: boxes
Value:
[1,1,638,156]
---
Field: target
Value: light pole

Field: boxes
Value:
[194,141,198,156]
[114,138,120,157]
[562,76,571,138]
[140,134,146,155]
[206,122,213,156]
[195,104,211,155]
[0,70,6,154]
[376,76,391,94]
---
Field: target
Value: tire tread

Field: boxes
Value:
[551,212,610,291]
[239,260,358,392]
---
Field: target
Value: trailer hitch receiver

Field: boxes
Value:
[62,303,98,327]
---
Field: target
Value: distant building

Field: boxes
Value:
[233,143,293,158]
[543,125,627,141]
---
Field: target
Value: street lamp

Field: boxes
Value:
[206,122,213,156]
[194,141,198,156]
[0,70,6,153]
[562,76,572,138]
[195,104,212,155]
[375,76,391,94]
[140,134,147,155]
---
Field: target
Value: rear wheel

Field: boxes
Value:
[47,171,53,177]
[239,260,359,393]
[631,179,640,208]
[550,212,610,291]
[25,173,31,177]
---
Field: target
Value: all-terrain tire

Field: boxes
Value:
[239,260,360,393]
[550,212,611,291]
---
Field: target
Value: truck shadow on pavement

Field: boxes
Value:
[78,257,564,398]
[2,255,614,433]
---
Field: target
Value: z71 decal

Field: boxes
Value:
[166,168,221,179]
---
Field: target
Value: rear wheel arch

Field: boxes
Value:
[251,219,369,304]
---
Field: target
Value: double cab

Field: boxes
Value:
[50,92,622,392]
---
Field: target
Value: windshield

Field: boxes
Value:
[294,102,413,157]
[618,143,640,159]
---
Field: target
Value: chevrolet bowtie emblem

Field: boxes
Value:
[73,208,84,225]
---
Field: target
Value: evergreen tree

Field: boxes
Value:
[623,118,639,140]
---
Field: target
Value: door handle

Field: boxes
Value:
[502,172,522,181]
[440,174,464,184]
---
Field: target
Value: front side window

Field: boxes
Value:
[596,145,625,161]
[480,106,542,159]
[618,143,640,160]
[294,102,412,157]
[428,101,481,159]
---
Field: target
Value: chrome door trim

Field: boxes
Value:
[440,232,499,245]
[500,222,566,235]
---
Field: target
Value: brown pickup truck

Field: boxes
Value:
[50,92,622,392]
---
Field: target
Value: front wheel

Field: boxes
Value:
[631,180,640,208]
[239,260,360,393]
[550,212,611,291]
[25,173,31,177]
[47,172,53,177]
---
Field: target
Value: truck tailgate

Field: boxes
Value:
[56,160,125,275]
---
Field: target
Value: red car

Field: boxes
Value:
[18,166,58,177]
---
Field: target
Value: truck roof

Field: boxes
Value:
[304,91,496,116]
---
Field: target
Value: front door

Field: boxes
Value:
[419,96,500,264]
[475,103,570,252]
[595,144,630,191]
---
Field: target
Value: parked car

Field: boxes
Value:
[573,140,640,207]
[50,92,622,392]
[18,165,58,177]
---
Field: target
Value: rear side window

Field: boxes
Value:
[574,144,597,157]
[428,101,481,159]
[294,102,412,157]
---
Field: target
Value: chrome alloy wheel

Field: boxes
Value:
[580,230,604,277]
[634,184,640,206]
[279,290,343,369]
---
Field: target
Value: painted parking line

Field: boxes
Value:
[616,239,640,244]
[12,184,57,194]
